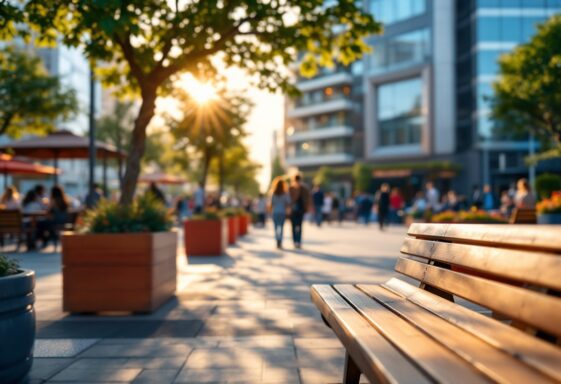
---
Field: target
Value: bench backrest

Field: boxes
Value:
[399,223,561,340]
[0,209,23,233]
[509,207,536,224]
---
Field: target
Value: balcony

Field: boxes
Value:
[285,153,355,167]
[287,126,354,142]
[287,99,355,119]
[297,72,353,92]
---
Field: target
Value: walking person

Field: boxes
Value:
[322,192,333,224]
[311,184,325,227]
[389,187,403,224]
[377,183,390,231]
[514,178,536,209]
[194,182,205,214]
[289,174,309,249]
[269,178,290,249]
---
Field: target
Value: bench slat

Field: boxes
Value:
[395,257,561,338]
[333,284,491,384]
[310,285,431,384]
[401,238,561,290]
[408,223,561,252]
[382,277,561,383]
[357,283,558,384]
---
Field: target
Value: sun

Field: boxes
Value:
[181,75,217,105]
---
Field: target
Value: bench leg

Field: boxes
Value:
[343,353,361,384]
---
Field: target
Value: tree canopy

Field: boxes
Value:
[15,0,380,203]
[0,46,78,137]
[490,15,561,161]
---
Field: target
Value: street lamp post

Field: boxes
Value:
[86,64,97,207]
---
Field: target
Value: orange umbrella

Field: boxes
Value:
[0,154,61,188]
[138,172,186,185]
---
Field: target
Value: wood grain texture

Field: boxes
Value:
[401,237,561,290]
[311,285,430,384]
[408,223,561,252]
[184,219,227,256]
[62,231,177,313]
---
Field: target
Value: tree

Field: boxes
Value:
[96,100,135,185]
[168,88,251,193]
[211,144,261,197]
[270,154,285,182]
[313,166,333,189]
[490,15,561,162]
[22,0,380,204]
[352,162,371,193]
[0,47,78,137]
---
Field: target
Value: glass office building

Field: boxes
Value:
[284,0,561,195]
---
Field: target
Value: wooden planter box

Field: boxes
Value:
[227,216,239,245]
[238,215,249,236]
[184,219,227,256]
[62,231,177,313]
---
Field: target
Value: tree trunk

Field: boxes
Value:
[199,147,213,194]
[119,88,157,204]
[218,153,225,197]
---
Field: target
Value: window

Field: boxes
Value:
[369,0,426,24]
[377,77,425,147]
[369,29,431,74]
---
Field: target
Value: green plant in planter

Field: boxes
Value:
[191,211,222,221]
[81,195,172,233]
[0,255,19,277]
[535,174,561,199]
[220,208,238,218]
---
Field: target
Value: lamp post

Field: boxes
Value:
[86,64,97,207]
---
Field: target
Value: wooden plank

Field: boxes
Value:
[401,238,561,290]
[334,285,490,383]
[395,257,561,338]
[382,278,561,383]
[408,223,561,252]
[358,284,558,384]
[310,285,431,384]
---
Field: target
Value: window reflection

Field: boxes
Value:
[377,77,424,147]
[369,0,426,25]
[369,29,431,74]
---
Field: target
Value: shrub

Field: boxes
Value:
[191,211,221,221]
[81,195,172,233]
[0,255,19,277]
[536,191,561,214]
[220,208,238,217]
[431,211,456,223]
[457,210,507,223]
[535,174,561,199]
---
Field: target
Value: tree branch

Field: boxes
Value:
[113,33,145,84]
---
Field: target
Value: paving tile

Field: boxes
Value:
[296,348,345,370]
[34,338,100,357]
[299,367,341,384]
[174,367,261,383]
[132,369,179,383]
[124,357,187,369]
[217,335,294,349]
[185,348,264,369]
[262,367,300,383]
[29,358,74,381]
[48,366,141,382]
[294,337,342,350]
[80,343,193,358]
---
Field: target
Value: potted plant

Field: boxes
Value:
[537,191,561,224]
[430,210,457,223]
[184,212,227,256]
[221,208,239,245]
[457,209,507,224]
[404,210,427,227]
[61,196,177,313]
[0,255,35,383]
[237,208,250,237]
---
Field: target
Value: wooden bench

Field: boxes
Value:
[510,207,537,224]
[311,223,561,384]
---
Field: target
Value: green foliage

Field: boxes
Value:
[0,46,78,137]
[191,211,221,221]
[82,195,172,233]
[313,166,333,189]
[270,155,286,182]
[535,173,561,199]
[490,15,561,159]
[212,144,261,197]
[0,255,19,277]
[352,162,371,193]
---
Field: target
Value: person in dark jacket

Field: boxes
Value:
[377,183,390,231]
[288,174,310,248]
[311,184,325,227]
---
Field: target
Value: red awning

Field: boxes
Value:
[0,154,61,176]
[139,172,186,185]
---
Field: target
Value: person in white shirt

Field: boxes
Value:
[425,182,440,212]
[194,183,205,214]
[1,186,21,210]
[322,193,333,224]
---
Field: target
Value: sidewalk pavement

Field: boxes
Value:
[14,222,407,384]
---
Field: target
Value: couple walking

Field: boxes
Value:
[270,174,309,249]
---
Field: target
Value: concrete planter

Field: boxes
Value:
[184,219,227,256]
[0,269,35,383]
[62,231,177,313]
[537,213,561,224]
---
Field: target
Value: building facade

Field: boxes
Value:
[284,0,561,197]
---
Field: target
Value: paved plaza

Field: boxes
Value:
[15,223,407,384]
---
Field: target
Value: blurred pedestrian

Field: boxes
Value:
[377,183,390,231]
[322,192,333,224]
[312,184,325,227]
[194,182,205,214]
[269,178,290,249]
[0,186,20,210]
[471,185,482,209]
[514,178,536,209]
[425,182,440,212]
[289,174,309,248]
[389,187,403,224]
[482,184,495,211]
[255,193,267,227]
